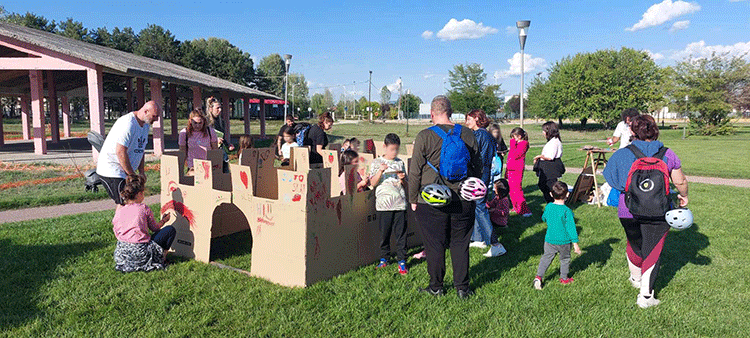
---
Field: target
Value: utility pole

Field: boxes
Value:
[368,70,373,120]
[397,77,403,120]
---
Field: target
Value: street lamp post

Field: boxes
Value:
[283,54,292,122]
[683,95,688,139]
[368,70,373,120]
[516,20,530,128]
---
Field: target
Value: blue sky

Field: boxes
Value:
[4,0,749,101]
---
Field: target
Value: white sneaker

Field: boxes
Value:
[484,244,507,257]
[629,277,641,289]
[636,294,661,308]
[533,277,542,290]
[469,241,487,249]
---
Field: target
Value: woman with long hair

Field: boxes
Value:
[178,109,218,174]
[464,109,505,257]
[533,121,565,203]
[304,112,334,164]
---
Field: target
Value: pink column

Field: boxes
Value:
[243,96,251,135]
[169,83,178,138]
[87,65,105,160]
[259,98,266,137]
[150,78,164,156]
[126,77,134,112]
[29,70,46,154]
[191,86,202,111]
[46,70,60,143]
[20,96,31,140]
[136,78,145,108]
[221,91,231,142]
[61,96,70,138]
[0,100,3,146]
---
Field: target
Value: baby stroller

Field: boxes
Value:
[84,131,105,193]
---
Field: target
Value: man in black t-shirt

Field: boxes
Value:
[277,116,296,155]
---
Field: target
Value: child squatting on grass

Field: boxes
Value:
[368,133,409,275]
[534,181,582,289]
[112,175,177,273]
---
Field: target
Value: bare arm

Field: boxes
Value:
[316,144,325,157]
[116,143,136,176]
[671,168,689,206]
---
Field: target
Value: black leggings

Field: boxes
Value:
[620,218,670,295]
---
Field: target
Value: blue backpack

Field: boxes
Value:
[293,122,311,146]
[429,124,470,182]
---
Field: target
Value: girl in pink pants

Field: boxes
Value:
[506,128,532,216]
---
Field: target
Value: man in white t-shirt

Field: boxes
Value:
[607,108,640,149]
[97,101,161,206]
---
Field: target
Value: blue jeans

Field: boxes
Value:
[471,196,497,245]
[151,226,176,250]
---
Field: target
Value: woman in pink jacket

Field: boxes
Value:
[506,127,532,216]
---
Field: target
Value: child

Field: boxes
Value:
[487,179,510,228]
[178,110,218,175]
[341,139,351,152]
[348,137,361,152]
[279,129,298,165]
[339,149,369,195]
[368,133,408,274]
[534,121,565,203]
[238,134,252,162]
[506,127,532,216]
[487,123,508,184]
[112,175,176,273]
[533,181,581,289]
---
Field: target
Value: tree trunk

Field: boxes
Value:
[580,117,587,128]
[558,117,563,127]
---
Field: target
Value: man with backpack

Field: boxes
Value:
[603,115,689,309]
[408,95,482,299]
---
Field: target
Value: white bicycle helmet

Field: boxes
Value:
[666,208,693,230]
[459,177,487,201]
[421,184,452,207]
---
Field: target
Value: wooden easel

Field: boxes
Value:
[576,148,614,207]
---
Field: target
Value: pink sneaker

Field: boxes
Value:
[412,250,427,259]
[559,277,574,285]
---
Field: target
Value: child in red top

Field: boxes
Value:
[487,179,510,227]
[506,127,532,216]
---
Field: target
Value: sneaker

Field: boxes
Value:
[418,287,444,296]
[636,294,661,308]
[559,277,574,285]
[376,258,387,269]
[522,213,533,217]
[398,261,408,275]
[533,276,543,290]
[457,289,474,299]
[469,241,487,249]
[412,250,427,259]
[483,243,507,257]
[629,276,641,289]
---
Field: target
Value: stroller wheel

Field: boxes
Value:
[85,185,91,192]
[92,186,99,193]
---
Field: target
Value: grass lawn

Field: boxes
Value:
[1,173,748,337]
[0,168,160,211]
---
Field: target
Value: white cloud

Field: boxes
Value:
[505,26,516,36]
[669,20,690,32]
[495,52,547,78]
[645,49,665,60]
[626,0,700,32]
[386,78,402,92]
[670,40,750,60]
[435,18,499,41]
[421,30,434,39]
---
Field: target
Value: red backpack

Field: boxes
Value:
[624,145,671,218]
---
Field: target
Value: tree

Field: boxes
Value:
[446,63,504,115]
[135,24,181,64]
[181,37,255,86]
[57,18,89,41]
[525,48,662,128]
[504,95,524,118]
[256,54,287,97]
[400,93,422,118]
[0,9,56,32]
[108,27,138,53]
[671,54,746,135]
[288,73,309,116]
[380,86,391,105]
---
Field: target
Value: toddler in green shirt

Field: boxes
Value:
[534,181,581,290]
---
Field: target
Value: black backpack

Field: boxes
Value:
[624,145,671,218]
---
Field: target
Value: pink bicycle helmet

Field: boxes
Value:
[459,177,487,201]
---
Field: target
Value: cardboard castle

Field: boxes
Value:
[160,143,422,287]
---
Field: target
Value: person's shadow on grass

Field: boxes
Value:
[655,224,710,293]
[0,239,104,329]
[543,237,620,282]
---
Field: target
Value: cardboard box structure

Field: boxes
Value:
[161,143,422,287]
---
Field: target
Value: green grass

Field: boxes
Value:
[1,173,748,337]
[0,168,160,211]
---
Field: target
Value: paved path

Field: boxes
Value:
[525,165,750,188]
[0,195,160,224]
